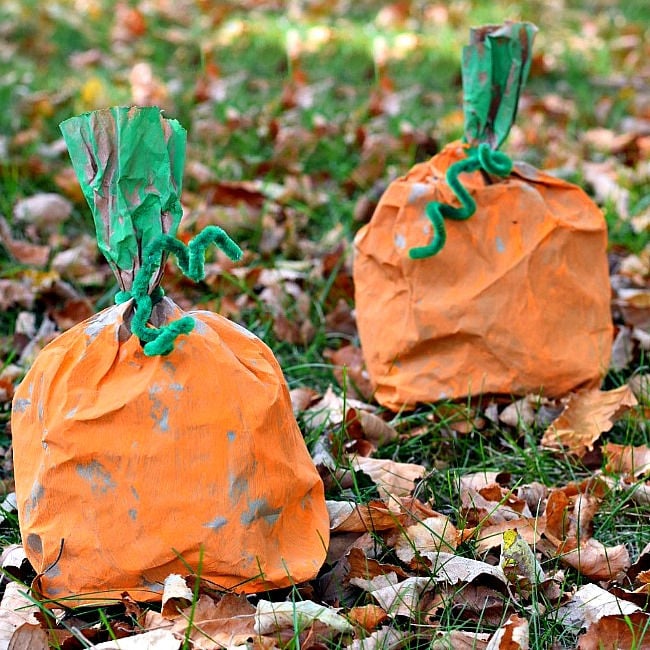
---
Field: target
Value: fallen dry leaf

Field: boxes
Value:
[13,193,72,228]
[350,456,426,499]
[327,500,404,533]
[0,279,36,311]
[348,409,399,448]
[499,396,537,428]
[50,236,103,284]
[604,442,650,477]
[629,373,650,404]
[436,403,486,434]
[560,538,630,581]
[6,623,47,650]
[516,482,548,516]
[577,612,650,650]
[345,604,388,632]
[486,614,529,650]
[91,629,180,650]
[541,386,638,457]
[625,541,650,588]
[1,544,27,582]
[391,515,458,565]
[426,553,508,587]
[462,518,542,553]
[557,583,640,628]
[324,298,357,337]
[0,216,50,267]
[349,573,431,618]
[430,629,490,649]
[459,472,511,493]
[172,593,256,650]
[346,547,408,582]
[130,62,169,109]
[617,289,650,330]
[346,626,408,650]
[254,599,353,635]
[324,344,373,401]
[442,582,508,627]
[305,385,376,430]
[289,386,319,414]
[460,478,531,528]
[161,574,193,618]
[623,480,650,506]
[0,582,40,650]
[610,326,634,371]
[543,488,571,543]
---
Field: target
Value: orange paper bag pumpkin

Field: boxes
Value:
[12,106,329,605]
[353,24,613,411]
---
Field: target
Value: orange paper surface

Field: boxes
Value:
[12,298,329,605]
[354,142,613,410]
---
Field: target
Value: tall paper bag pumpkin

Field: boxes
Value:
[353,23,613,411]
[11,106,329,605]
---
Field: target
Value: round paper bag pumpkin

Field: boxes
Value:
[12,107,329,605]
[353,24,612,411]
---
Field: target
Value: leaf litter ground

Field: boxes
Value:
[1,1,650,648]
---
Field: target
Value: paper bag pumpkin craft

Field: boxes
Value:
[354,23,613,411]
[12,106,329,605]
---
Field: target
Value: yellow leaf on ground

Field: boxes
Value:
[541,386,637,457]
[500,529,545,588]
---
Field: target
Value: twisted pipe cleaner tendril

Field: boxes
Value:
[115,225,243,356]
[408,143,513,259]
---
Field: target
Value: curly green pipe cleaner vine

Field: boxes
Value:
[115,225,243,356]
[408,143,513,259]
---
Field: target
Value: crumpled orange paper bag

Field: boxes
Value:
[13,298,328,603]
[354,143,612,410]
[11,107,329,605]
[353,24,612,411]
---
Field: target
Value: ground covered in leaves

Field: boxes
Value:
[1,0,650,648]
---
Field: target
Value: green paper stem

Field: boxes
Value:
[462,22,537,150]
[59,106,187,292]
[409,144,512,259]
[118,226,243,356]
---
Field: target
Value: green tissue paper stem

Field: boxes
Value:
[119,225,243,356]
[59,106,187,285]
[462,22,537,149]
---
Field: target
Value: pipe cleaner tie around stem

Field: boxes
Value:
[409,143,512,259]
[115,226,242,356]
